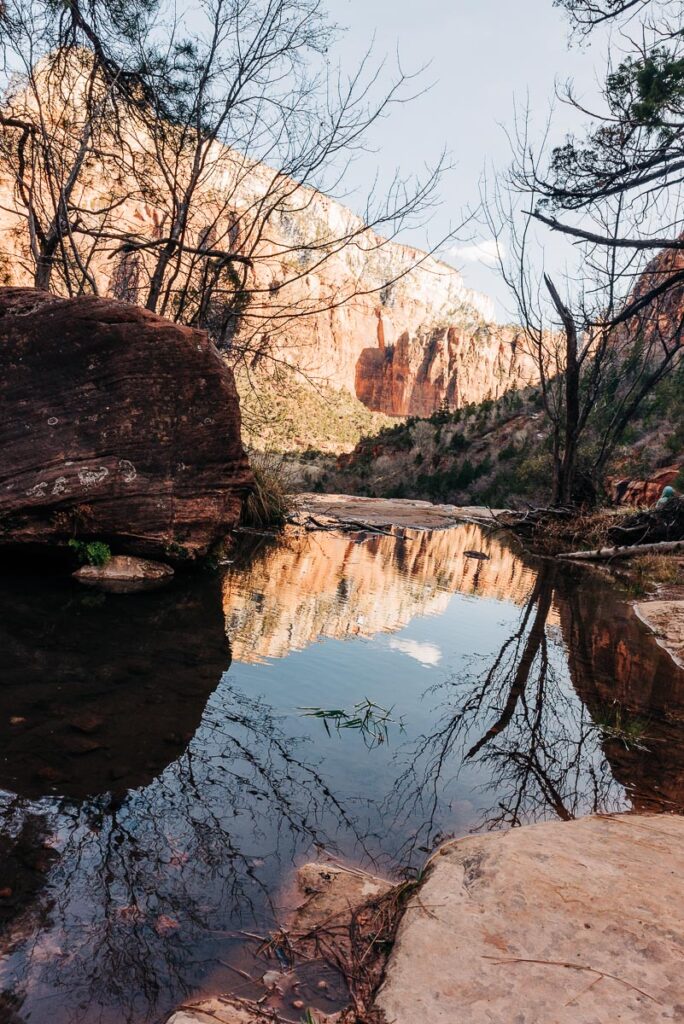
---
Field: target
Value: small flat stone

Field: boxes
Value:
[293,861,392,932]
[70,712,104,734]
[73,555,174,593]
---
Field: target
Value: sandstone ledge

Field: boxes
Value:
[377,813,684,1024]
[293,492,505,531]
[634,599,684,670]
[167,815,684,1023]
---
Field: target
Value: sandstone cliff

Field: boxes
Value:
[0,60,537,419]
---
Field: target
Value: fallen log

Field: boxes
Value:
[558,539,684,562]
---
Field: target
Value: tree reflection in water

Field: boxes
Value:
[1,528,683,1024]
[387,569,635,858]
[1,683,373,1024]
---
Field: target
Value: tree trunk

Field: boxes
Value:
[558,539,684,562]
[545,274,580,505]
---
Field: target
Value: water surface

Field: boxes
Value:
[1,523,683,1023]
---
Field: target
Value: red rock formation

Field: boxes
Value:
[0,288,253,557]
[355,323,529,416]
[608,465,681,506]
[0,72,538,419]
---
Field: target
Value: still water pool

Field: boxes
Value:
[1,523,682,1023]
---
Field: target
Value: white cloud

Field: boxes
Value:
[388,638,442,667]
[449,238,505,268]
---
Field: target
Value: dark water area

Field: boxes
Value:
[1,523,683,1024]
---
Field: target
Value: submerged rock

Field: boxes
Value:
[73,554,174,593]
[0,573,229,800]
[0,287,253,559]
[292,861,392,932]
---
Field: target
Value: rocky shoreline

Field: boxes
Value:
[170,813,684,1024]
[634,599,684,670]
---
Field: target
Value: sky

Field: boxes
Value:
[327,0,608,317]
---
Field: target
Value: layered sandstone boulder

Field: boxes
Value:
[0,288,252,558]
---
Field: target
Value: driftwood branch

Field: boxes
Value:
[558,539,684,562]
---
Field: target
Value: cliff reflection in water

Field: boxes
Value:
[1,524,683,1024]
[223,524,538,662]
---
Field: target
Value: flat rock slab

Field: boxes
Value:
[635,599,684,669]
[377,813,684,1024]
[292,861,392,932]
[295,492,506,531]
[73,554,174,593]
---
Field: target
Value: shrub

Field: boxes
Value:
[242,451,293,527]
[68,539,112,567]
[498,442,518,462]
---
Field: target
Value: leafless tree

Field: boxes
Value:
[0,1,158,293]
[484,105,684,504]
[0,0,455,380]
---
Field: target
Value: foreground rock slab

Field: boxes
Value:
[377,813,684,1024]
[0,288,253,558]
[73,554,174,593]
[635,599,684,669]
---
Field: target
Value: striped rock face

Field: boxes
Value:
[0,287,253,558]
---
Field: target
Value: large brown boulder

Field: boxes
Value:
[0,288,253,558]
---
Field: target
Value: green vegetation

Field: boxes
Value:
[323,359,684,508]
[235,363,396,455]
[592,703,650,751]
[300,699,405,747]
[68,539,112,567]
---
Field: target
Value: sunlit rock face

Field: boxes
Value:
[222,525,537,662]
[355,323,530,417]
[0,61,538,418]
[608,465,681,505]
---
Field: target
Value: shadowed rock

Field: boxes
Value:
[0,288,253,559]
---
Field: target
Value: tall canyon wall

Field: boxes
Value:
[0,66,537,418]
